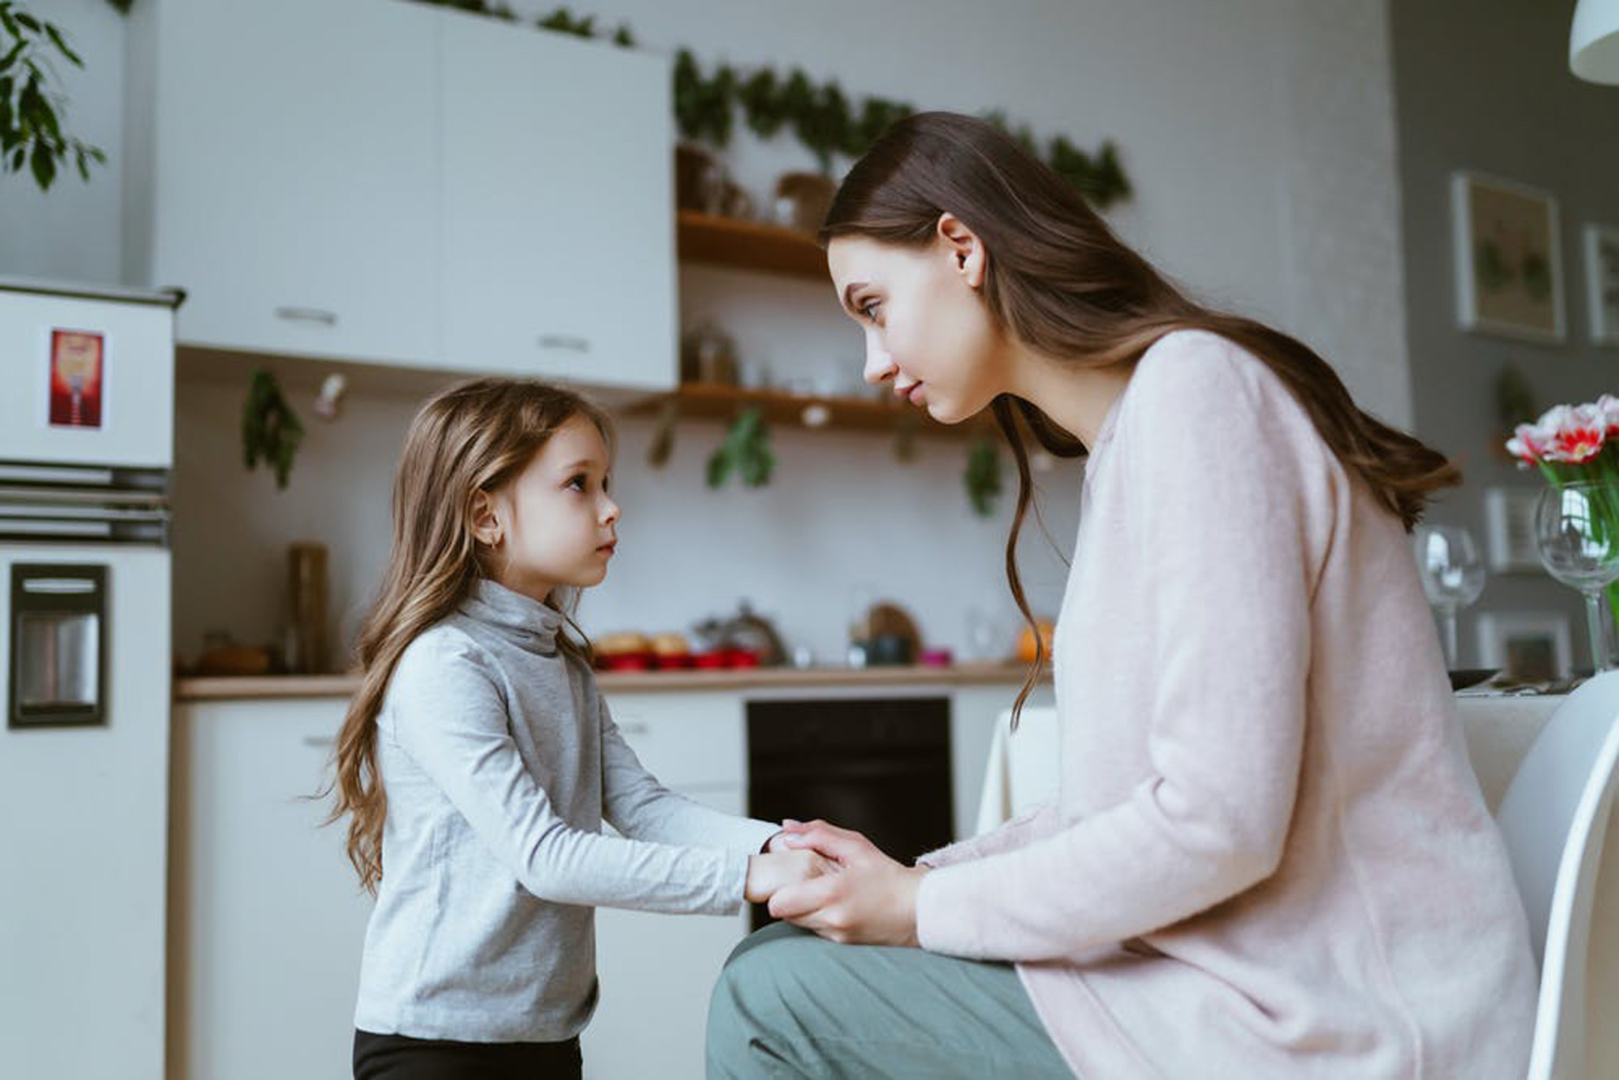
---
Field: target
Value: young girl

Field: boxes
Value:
[327,379,826,1080]
[707,112,1540,1079]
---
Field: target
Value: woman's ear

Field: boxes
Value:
[937,212,987,289]
[470,489,503,548]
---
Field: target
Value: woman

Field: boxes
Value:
[705,112,1537,1079]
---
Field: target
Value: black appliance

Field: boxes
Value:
[747,695,953,929]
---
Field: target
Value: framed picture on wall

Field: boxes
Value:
[1477,611,1572,681]
[1583,224,1619,347]
[1451,172,1566,344]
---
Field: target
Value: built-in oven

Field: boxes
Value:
[747,695,953,929]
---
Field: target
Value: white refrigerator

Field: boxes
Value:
[0,278,180,1080]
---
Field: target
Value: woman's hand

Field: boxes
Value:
[744,849,838,904]
[768,819,930,947]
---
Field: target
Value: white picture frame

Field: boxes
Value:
[1483,487,1542,574]
[1477,612,1573,680]
[1452,172,1566,344]
[1584,223,1619,347]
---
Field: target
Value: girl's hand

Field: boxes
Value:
[768,819,930,947]
[744,849,838,904]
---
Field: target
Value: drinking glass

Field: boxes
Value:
[1413,524,1486,668]
[1534,481,1619,672]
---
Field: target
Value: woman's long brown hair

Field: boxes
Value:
[323,378,612,893]
[822,111,1460,728]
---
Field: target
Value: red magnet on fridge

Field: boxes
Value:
[48,328,105,429]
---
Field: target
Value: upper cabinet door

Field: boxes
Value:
[145,0,439,367]
[438,11,676,390]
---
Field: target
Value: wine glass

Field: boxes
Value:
[1413,524,1486,669]
[1534,481,1619,673]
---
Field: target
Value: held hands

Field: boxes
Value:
[744,847,839,905]
[768,819,930,947]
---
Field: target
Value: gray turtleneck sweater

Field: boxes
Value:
[354,578,780,1043]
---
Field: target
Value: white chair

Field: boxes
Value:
[973,705,1060,836]
[1495,670,1619,1080]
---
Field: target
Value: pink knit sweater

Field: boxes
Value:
[916,330,1538,1078]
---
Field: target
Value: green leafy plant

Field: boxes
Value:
[242,368,304,490]
[407,1,636,46]
[1,2,107,191]
[676,49,1131,203]
[707,408,775,489]
[674,48,736,147]
[964,436,1002,517]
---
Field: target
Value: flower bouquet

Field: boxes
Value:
[1506,394,1619,668]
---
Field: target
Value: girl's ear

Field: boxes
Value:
[469,489,503,547]
[937,212,987,289]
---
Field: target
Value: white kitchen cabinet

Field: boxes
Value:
[585,690,752,1080]
[438,9,676,389]
[125,0,677,389]
[173,692,748,1080]
[170,698,373,1080]
[603,688,747,788]
[586,786,750,1080]
[127,0,440,368]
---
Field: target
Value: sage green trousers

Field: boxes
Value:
[705,923,1075,1079]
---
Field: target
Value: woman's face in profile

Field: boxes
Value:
[827,229,1007,425]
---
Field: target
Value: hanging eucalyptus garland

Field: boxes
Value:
[242,368,305,490]
[706,408,775,490]
[676,50,1131,206]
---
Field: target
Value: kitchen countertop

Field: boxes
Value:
[173,660,1046,702]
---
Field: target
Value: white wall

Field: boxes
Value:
[0,0,125,284]
[5,0,1411,666]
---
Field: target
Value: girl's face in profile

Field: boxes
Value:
[827,221,1009,424]
[473,414,619,602]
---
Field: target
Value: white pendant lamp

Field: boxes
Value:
[1572,0,1619,83]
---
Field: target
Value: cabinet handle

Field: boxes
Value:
[275,306,339,326]
[619,722,651,737]
[538,334,590,353]
[302,735,336,748]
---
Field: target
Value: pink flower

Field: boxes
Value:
[1546,403,1607,464]
[1599,394,1619,439]
[1506,421,1548,464]
[1504,397,1616,465]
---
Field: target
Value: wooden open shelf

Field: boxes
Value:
[628,382,990,438]
[676,210,828,279]
[668,212,991,438]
